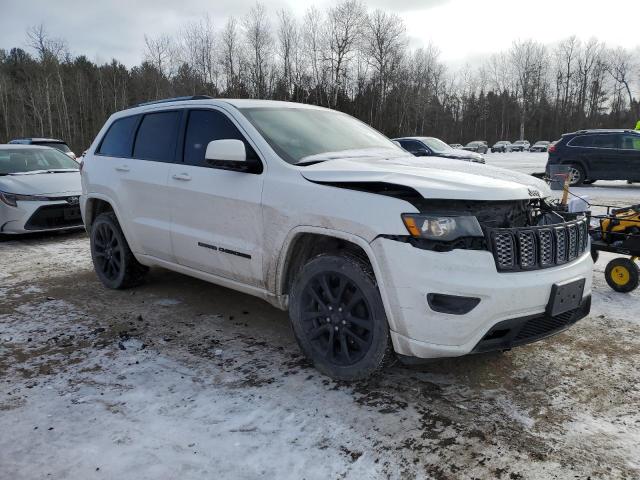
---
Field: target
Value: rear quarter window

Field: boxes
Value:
[568,135,593,147]
[97,115,139,157]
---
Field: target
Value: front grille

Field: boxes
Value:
[488,218,589,272]
[24,203,83,230]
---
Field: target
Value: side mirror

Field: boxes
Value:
[204,139,261,173]
[205,139,246,163]
[416,148,429,157]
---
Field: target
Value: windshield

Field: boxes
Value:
[35,142,72,153]
[238,107,400,164]
[421,137,452,153]
[465,142,477,147]
[0,148,79,175]
[535,141,549,145]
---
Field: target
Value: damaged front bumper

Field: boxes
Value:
[371,237,593,359]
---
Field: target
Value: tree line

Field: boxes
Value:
[0,1,638,153]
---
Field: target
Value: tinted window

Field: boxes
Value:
[98,116,139,157]
[399,140,425,152]
[183,110,257,167]
[591,134,618,149]
[621,134,640,150]
[133,111,181,162]
[569,135,593,147]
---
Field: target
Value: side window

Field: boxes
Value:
[591,134,618,149]
[97,115,139,157]
[569,135,593,147]
[133,111,181,162]
[183,109,258,167]
[400,140,424,152]
[621,134,640,151]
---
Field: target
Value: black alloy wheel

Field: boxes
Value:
[90,212,148,289]
[300,271,373,365]
[93,221,123,282]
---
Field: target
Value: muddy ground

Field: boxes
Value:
[1,225,639,479]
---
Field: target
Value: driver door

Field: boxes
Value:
[169,108,265,287]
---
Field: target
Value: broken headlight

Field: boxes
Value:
[401,214,483,241]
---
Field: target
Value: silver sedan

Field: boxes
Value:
[0,145,82,234]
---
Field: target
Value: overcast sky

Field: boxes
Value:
[1,0,639,68]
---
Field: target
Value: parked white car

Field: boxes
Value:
[0,145,82,234]
[80,97,593,380]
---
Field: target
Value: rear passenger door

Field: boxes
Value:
[588,134,620,179]
[619,133,640,181]
[168,108,265,287]
[95,110,181,260]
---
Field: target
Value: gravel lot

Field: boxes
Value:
[1,155,639,479]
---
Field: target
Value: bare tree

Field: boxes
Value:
[363,9,406,121]
[243,3,273,98]
[326,0,365,107]
[220,17,243,94]
[608,47,638,118]
[510,39,547,139]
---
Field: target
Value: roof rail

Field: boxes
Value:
[130,95,213,109]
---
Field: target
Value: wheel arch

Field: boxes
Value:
[274,227,397,329]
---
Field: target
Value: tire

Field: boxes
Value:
[288,253,391,381]
[90,212,148,289]
[605,257,639,293]
[567,164,586,187]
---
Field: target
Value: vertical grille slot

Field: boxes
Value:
[538,229,554,266]
[517,231,537,268]
[567,224,578,260]
[555,227,567,264]
[493,232,515,269]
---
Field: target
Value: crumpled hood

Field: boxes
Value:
[300,151,550,201]
[0,172,81,196]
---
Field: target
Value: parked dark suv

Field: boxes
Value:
[546,129,640,186]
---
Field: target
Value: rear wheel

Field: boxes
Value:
[605,257,639,293]
[90,212,148,289]
[567,164,586,187]
[289,253,391,381]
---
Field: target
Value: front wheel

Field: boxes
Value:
[289,254,391,381]
[90,212,148,289]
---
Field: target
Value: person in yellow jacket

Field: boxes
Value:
[636,120,640,130]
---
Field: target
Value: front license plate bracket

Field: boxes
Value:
[546,278,585,316]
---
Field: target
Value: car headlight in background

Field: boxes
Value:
[0,191,45,207]
[402,214,484,241]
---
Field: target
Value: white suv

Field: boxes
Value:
[80,97,593,380]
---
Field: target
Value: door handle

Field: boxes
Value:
[172,173,191,181]
[115,165,130,172]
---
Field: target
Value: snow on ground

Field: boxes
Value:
[1,158,640,479]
